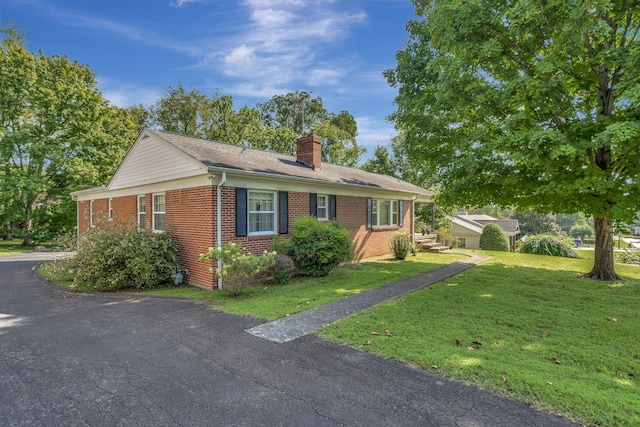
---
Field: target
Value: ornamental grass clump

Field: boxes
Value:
[519,234,578,258]
[200,243,275,296]
[390,232,412,260]
[617,249,640,265]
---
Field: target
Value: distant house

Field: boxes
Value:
[71,129,433,289]
[451,213,519,250]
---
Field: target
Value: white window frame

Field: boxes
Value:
[248,190,276,236]
[317,194,328,221]
[137,195,146,229]
[152,193,166,233]
[372,199,398,227]
[89,200,95,227]
[108,198,113,221]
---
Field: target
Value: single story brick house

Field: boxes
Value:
[71,129,433,289]
[451,213,519,250]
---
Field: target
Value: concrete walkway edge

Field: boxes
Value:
[246,251,490,343]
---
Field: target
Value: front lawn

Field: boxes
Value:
[40,252,466,320]
[0,239,32,255]
[319,251,640,427]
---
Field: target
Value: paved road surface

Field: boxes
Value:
[0,254,578,426]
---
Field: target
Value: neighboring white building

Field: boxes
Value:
[451,214,519,250]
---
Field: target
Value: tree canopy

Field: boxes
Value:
[150,88,365,166]
[386,0,640,279]
[0,24,138,243]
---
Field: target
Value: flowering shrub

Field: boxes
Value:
[390,232,412,260]
[200,243,275,296]
[617,249,640,265]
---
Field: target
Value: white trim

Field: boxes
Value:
[137,195,146,229]
[248,190,277,236]
[316,194,328,221]
[108,198,113,221]
[152,193,166,233]
[90,200,95,227]
[371,199,399,227]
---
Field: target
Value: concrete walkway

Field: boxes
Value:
[247,251,489,343]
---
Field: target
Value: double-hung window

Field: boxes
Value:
[153,194,165,232]
[137,195,146,229]
[108,198,114,220]
[316,195,328,220]
[89,200,95,227]
[248,191,276,235]
[371,199,399,227]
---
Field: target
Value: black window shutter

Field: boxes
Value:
[366,198,372,229]
[309,193,317,216]
[329,195,337,220]
[236,188,247,237]
[399,200,404,227]
[279,191,289,234]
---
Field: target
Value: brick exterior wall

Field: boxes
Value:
[77,186,414,290]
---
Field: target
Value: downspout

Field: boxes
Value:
[216,172,226,290]
[72,194,79,249]
[411,194,417,249]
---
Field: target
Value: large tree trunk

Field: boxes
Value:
[584,216,620,280]
[21,203,34,247]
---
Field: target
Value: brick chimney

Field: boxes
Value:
[296,132,322,170]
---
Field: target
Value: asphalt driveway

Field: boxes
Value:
[0,255,578,426]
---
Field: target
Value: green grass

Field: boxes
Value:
[40,252,466,320]
[319,251,640,427]
[0,239,32,255]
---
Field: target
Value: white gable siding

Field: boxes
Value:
[109,133,208,190]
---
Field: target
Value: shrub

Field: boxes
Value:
[617,249,640,265]
[519,234,578,258]
[200,243,275,296]
[479,223,510,252]
[269,253,295,284]
[70,222,180,291]
[281,217,353,277]
[390,232,412,260]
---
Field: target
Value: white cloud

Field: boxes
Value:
[355,116,397,159]
[98,77,161,108]
[171,0,205,7]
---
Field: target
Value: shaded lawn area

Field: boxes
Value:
[0,239,32,255]
[134,252,467,320]
[319,251,640,427]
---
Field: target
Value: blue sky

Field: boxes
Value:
[2,0,416,158]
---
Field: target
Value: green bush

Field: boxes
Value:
[200,243,275,296]
[70,222,180,291]
[519,234,578,258]
[617,249,640,265]
[269,253,295,284]
[479,223,510,252]
[281,217,353,277]
[390,232,412,260]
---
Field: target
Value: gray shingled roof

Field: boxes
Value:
[474,219,520,234]
[149,129,433,199]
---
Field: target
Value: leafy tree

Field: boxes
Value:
[555,213,587,235]
[386,1,640,280]
[151,83,206,136]
[479,223,510,252]
[569,221,594,241]
[0,24,137,244]
[512,210,561,237]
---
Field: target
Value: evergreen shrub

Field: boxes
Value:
[281,217,353,277]
[479,223,510,252]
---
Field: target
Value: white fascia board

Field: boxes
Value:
[209,166,429,201]
[73,175,213,201]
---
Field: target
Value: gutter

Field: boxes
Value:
[215,172,226,290]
